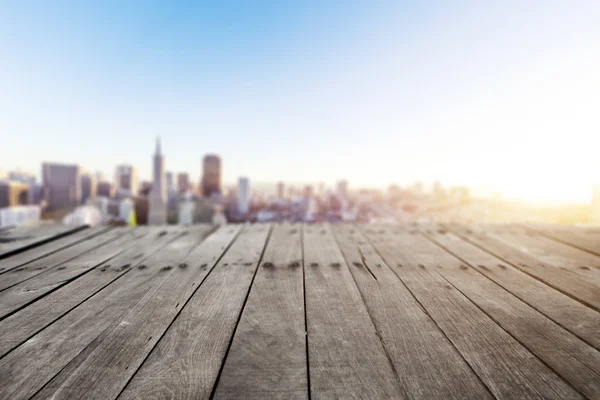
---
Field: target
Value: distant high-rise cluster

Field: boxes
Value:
[115,164,138,197]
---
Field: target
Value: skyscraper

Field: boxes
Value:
[115,164,138,196]
[336,180,348,200]
[237,177,249,215]
[201,154,221,197]
[148,137,167,225]
[42,163,80,211]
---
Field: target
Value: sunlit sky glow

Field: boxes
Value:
[1,1,599,203]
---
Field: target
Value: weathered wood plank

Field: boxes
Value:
[0,226,112,276]
[0,226,212,400]
[0,227,180,358]
[0,228,123,292]
[363,227,581,400]
[450,225,600,312]
[418,230,600,398]
[118,224,270,400]
[33,225,240,400]
[213,223,307,400]
[0,229,137,320]
[427,230,600,350]
[332,224,493,399]
[303,224,405,399]
[0,224,88,259]
[524,224,600,256]
[487,226,600,283]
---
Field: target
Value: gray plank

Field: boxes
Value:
[427,230,600,350]
[0,226,212,400]
[33,224,240,400]
[0,227,181,358]
[303,224,405,399]
[0,223,88,259]
[450,225,600,312]
[119,224,270,400]
[0,228,123,292]
[332,224,493,399]
[0,226,112,275]
[363,227,581,400]
[0,228,135,320]
[418,230,600,398]
[213,223,307,400]
[487,226,600,284]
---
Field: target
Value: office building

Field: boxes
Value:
[0,180,29,208]
[42,163,80,211]
[201,154,221,197]
[177,173,190,193]
[148,137,167,224]
[115,164,138,196]
[96,181,114,198]
[81,173,97,204]
[237,177,250,215]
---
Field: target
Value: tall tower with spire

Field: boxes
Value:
[148,137,167,225]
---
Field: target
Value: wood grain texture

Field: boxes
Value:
[33,225,238,400]
[0,226,111,275]
[332,224,493,399]
[450,225,600,312]
[0,229,135,320]
[213,223,307,400]
[0,228,123,292]
[0,224,88,259]
[303,224,405,399]
[487,226,600,283]
[427,230,600,350]
[418,230,600,399]
[0,227,179,358]
[524,224,600,257]
[0,226,211,400]
[119,224,271,400]
[363,227,581,400]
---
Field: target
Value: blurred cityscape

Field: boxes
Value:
[0,138,596,227]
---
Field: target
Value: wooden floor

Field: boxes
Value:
[0,222,599,399]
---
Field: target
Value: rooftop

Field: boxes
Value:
[0,222,598,399]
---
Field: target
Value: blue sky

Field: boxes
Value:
[1,1,599,203]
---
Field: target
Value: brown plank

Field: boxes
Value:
[332,224,493,399]
[418,230,600,398]
[487,226,600,283]
[449,225,600,312]
[363,227,581,400]
[0,228,123,292]
[0,223,88,259]
[0,228,136,320]
[0,226,213,400]
[0,227,182,358]
[118,224,270,400]
[427,230,600,350]
[303,224,405,399]
[213,223,307,399]
[0,226,112,275]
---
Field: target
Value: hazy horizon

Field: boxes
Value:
[2,1,599,203]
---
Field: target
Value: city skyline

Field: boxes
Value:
[1,2,599,203]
